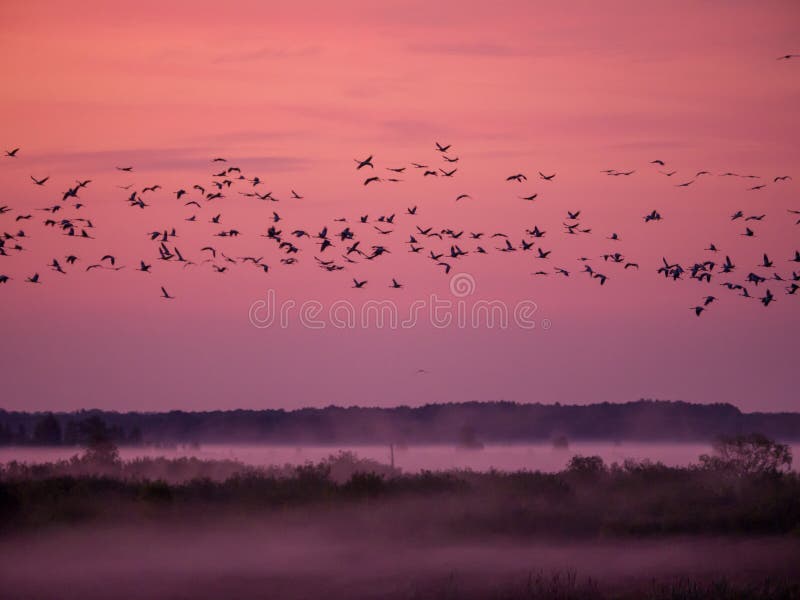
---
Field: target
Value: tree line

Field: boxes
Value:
[0,414,142,446]
[1,400,799,446]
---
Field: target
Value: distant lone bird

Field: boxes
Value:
[644,210,662,223]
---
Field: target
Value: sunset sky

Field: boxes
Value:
[0,1,798,412]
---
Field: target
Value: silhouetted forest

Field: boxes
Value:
[1,400,799,446]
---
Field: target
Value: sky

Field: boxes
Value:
[0,0,798,413]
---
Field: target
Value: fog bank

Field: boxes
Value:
[2,521,799,600]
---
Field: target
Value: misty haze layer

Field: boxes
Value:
[3,525,799,600]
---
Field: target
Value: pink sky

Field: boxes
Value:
[0,1,798,412]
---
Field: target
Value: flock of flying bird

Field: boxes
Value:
[1,141,798,317]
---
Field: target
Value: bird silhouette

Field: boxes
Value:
[0,139,791,320]
[355,156,374,169]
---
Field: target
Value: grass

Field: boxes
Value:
[403,573,800,600]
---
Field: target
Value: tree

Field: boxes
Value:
[82,437,120,466]
[32,414,62,445]
[699,433,792,475]
[566,454,606,476]
[79,416,120,466]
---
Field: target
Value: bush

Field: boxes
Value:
[343,472,386,497]
[567,455,606,476]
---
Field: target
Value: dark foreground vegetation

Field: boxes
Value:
[400,575,800,600]
[1,434,798,539]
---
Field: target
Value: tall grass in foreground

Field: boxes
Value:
[403,572,800,600]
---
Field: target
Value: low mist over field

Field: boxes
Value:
[3,524,799,600]
[2,434,800,598]
[2,406,800,597]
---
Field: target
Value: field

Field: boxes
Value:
[1,440,799,599]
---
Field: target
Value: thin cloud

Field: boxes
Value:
[212,46,320,63]
[407,42,530,57]
[28,147,311,173]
